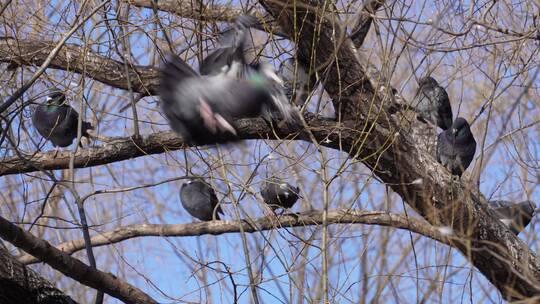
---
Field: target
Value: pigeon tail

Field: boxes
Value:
[77,121,94,148]
[82,120,93,137]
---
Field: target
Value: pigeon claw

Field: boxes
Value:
[199,99,218,133]
[198,99,237,136]
[214,114,237,135]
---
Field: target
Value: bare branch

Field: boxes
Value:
[124,0,242,22]
[261,0,540,300]
[0,1,110,113]
[0,38,159,96]
[350,0,385,48]
[0,215,158,304]
[0,115,336,176]
[20,210,448,265]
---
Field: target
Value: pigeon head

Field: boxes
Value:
[418,77,438,88]
[45,88,66,106]
[248,62,283,87]
[234,15,259,28]
[451,117,471,138]
[524,200,537,214]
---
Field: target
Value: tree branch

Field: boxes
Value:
[350,0,385,47]
[0,246,78,304]
[20,210,448,265]
[124,0,242,22]
[0,115,337,176]
[0,37,159,96]
[0,1,110,113]
[0,215,158,304]
[260,0,540,300]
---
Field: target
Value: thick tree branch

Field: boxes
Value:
[0,246,78,304]
[124,0,241,22]
[0,1,110,113]
[350,0,385,47]
[0,115,335,176]
[260,0,540,300]
[20,210,448,265]
[0,38,159,96]
[0,215,158,304]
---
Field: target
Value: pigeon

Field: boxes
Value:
[413,77,453,130]
[32,88,93,153]
[261,179,301,210]
[436,117,476,177]
[180,179,223,221]
[278,57,310,106]
[159,54,299,145]
[199,15,259,77]
[489,200,536,235]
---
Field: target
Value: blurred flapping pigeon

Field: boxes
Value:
[159,54,299,145]
[199,15,259,77]
[261,179,301,210]
[180,179,223,221]
[278,57,310,106]
[489,200,536,235]
[413,77,453,130]
[436,117,476,177]
[32,88,93,150]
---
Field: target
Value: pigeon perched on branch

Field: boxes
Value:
[32,88,93,154]
[436,117,476,177]
[278,57,310,107]
[261,178,301,210]
[413,77,453,130]
[180,179,223,221]
[489,200,536,235]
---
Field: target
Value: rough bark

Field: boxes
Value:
[0,1,537,301]
[0,246,78,304]
[125,0,241,22]
[0,115,322,176]
[260,0,540,300]
[0,37,159,96]
[0,216,158,304]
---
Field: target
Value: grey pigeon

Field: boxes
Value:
[436,117,476,177]
[278,57,310,106]
[413,77,453,130]
[261,179,301,210]
[199,15,259,77]
[32,88,93,150]
[159,54,299,145]
[180,180,223,221]
[489,200,536,235]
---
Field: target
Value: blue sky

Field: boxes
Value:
[1,0,539,303]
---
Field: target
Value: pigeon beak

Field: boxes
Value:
[46,96,52,102]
